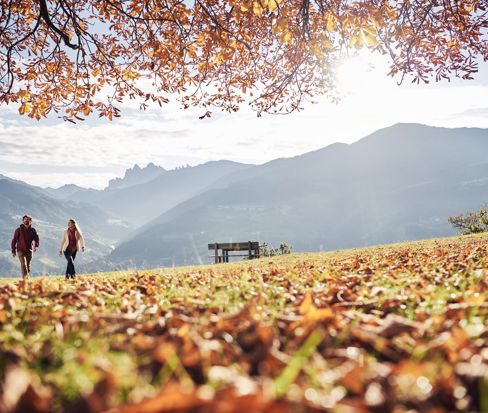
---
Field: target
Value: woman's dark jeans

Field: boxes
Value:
[64,250,77,278]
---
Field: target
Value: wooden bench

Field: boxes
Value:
[208,241,260,263]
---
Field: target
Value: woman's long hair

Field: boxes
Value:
[69,219,83,237]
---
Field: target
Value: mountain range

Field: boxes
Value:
[62,161,250,226]
[107,123,488,268]
[1,123,487,276]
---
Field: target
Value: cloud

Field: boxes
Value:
[134,128,189,140]
[0,140,24,150]
[452,107,488,118]
[1,53,488,188]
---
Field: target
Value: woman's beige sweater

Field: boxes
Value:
[59,229,85,252]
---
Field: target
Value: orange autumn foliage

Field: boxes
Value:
[0,0,487,121]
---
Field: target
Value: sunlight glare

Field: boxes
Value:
[335,51,392,96]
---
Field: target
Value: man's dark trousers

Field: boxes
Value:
[18,251,32,278]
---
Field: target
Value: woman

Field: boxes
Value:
[59,219,85,279]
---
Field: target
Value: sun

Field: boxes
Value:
[335,50,393,96]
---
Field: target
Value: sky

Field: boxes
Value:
[1,51,488,189]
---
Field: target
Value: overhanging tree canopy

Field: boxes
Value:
[1,0,487,121]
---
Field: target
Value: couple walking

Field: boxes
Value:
[11,215,85,279]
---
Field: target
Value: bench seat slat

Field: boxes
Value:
[208,242,259,251]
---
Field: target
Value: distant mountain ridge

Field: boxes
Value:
[44,163,167,200]
[107,162,166,190]
[44,184,88,199]
[107,123,488,269]
[67,160,252,226]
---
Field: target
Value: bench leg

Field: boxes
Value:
[214,244,219,263]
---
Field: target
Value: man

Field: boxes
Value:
[11,215,40,279]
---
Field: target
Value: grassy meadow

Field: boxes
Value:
[0,234,488,413]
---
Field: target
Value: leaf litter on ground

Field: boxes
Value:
[0,234,487,412]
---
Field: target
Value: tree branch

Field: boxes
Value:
[38,0,78,49]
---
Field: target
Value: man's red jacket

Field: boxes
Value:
[11,224,40,253]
